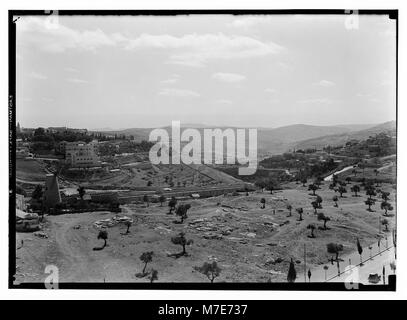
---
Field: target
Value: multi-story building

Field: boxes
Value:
[65,140,100,167]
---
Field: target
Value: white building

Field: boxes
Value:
[65,140,100,167]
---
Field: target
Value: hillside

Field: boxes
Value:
[293,121,396,151]
[97,123,379,155]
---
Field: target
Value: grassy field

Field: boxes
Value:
[16,159,48,182]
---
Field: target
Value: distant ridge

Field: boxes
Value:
[293,120,396,150]
[89,121,395,155]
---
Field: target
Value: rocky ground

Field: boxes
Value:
[14,181,396,284]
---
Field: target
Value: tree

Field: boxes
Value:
[381,192,390,202]
[260,198,266,209]
[32,184,43,201]
[287,204,293,217]
[124,220,132,234]
[357,238,363,265]
[307,224,316,238]
[255,179,266,192]
[266,179,278,194]
[171,232,193,256]
[316,195,323,208]
[93,230,108,250]
[159,195,166,206]
[365,198,375,211]
[366,187,377,199]
[318,212,331,230]
[381,201,393,216]
[332,195,339,207]
[338,186,347,197]
[287,258,297,283]
[143,194,150,207]
[77,186,86,200]
[345,177,352,184]
[197,261,221,283]
[296,207,304,221]
[327,243,343,261]
[140,251,154,275]
[244,185,249,196]
[308,269,312,282]
[308,184,318,196]
[149,269,158,283]
[382,218,389,231]
[311,201,319,214]
[351,185,360,197]
[168,197,177,214]
[175,204,191,223]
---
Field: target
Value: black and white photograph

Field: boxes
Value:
[8,9,398,292]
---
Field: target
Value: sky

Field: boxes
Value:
[15,13,396,129]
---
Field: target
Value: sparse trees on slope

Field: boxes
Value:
[171,232,193,256]
[365,198,375,211]
[381,201,394,216]
[338,186,347,197]
[260,198,266,209]
[366,186,377,199]
[307,224,316,238]
[327,243,343,261]
[287,204,293,217]
[266,179,278,194]
[93,230,108,251]
[149,269,158,283]
[255,179,266,192]
[351,185,360,197]
[382,218,390,231]
[311,201,319,214]
[197,261,221,283]
[381,192,390,202]
[175,204,191,223]
[140,251,154,275]
[124,220,132,234]
[308,184,318,196]
[316,195,323,208]
[296,207,304,221]
[318,212,331,230]
[332,195,338,207]
[168,197,177,214]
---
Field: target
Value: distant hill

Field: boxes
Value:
[255,123,382,155]
[293,121,396,150]
[94,122,389,155]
